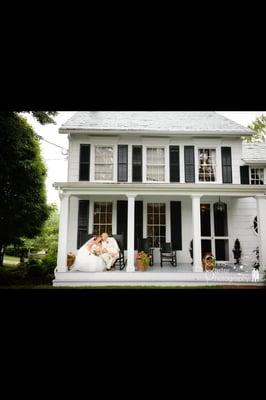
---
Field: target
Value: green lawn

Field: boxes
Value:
[3,255,20,268]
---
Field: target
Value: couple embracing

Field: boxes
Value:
[71,233,119,272]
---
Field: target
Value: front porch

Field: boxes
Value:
[53,182,266,285]
[53,262,264,286]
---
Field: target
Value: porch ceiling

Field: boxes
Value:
[53,182,266,197]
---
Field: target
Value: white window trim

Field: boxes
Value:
[92,144,116,183]
[92,200,114,235]
[146,201,167,248]
[143,145,168,183]
[250,167,264,185]
[195,145,221,184]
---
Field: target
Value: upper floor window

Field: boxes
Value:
[250,168,264,185]
[94,146,113,181]
[146,148,165,182]
[198,148,216,182]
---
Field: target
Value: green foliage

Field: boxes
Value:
[29,112,57,125]
[244,114,266,143]
[137,251,150,268]
[23,203,59,253]
[26,258,48,277]
[0,112,50,264]
[14,111,58,125]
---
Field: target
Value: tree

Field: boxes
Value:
[245,114,266,143]
[23,203,59,255]
[0,112,52,266]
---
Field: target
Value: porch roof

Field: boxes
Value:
[53,182,266,197]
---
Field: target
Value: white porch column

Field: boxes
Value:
[56,192,70,272]
[127,194,136,272]
[68,195,79,251]
[256,195,266,271]
[191,195,202,272]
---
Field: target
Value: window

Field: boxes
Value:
[146,148,165,182]
[93,202,112,235]
[147,203,166,247]
[94,146,113,181]
[198,148,216,182]
[250,168,264,185]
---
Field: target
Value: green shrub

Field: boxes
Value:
[5,245,21,257]
[26,259,47,277]
[0,268,26,286]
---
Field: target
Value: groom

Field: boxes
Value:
[100,232,120,271]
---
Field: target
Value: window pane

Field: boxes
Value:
[160,214,165,224]
[154,214,159,224]
[153,204,159,213]
[147,214,153,224]
[147,226,153,237]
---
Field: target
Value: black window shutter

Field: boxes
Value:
[240,165,250,184]
[134,201,143,250]
[117,200,128,249]
[170,146,180,182]
[132,146,142,182]
[79,144,90,181]
[170,201,182,250]
[118,145,128,182]
[221,147,232,183]
[184,146,195,183]
[77,200,90,249]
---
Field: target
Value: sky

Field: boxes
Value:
[23,111,266,209]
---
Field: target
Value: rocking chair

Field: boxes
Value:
[160,242,177,267]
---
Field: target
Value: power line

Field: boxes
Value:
[36,134,68,154]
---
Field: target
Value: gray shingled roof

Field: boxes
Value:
[242,143,266,161]
[59,112,253,135]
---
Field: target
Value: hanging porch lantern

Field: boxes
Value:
[214,196,226,212]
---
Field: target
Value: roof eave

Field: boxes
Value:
[242,159,266,164]
[59,128,253,136]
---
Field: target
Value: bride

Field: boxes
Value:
[71,236,106,272]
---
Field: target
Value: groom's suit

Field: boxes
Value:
[101,237,119,270]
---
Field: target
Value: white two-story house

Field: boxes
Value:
[53,112,266,285]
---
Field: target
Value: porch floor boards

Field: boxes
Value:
[53,263,264,286]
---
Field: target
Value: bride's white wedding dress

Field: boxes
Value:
[71,239,106,272]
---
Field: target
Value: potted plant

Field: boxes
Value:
[136,251,150,271]
[202,253,216,271]
[67,251,76,271]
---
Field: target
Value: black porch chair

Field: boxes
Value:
[160,242,177,267]
[137,237,154,266]
[112,234,127,270]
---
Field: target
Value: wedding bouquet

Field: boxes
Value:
[92,246,101,256]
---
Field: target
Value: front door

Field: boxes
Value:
[200,203,229,261]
